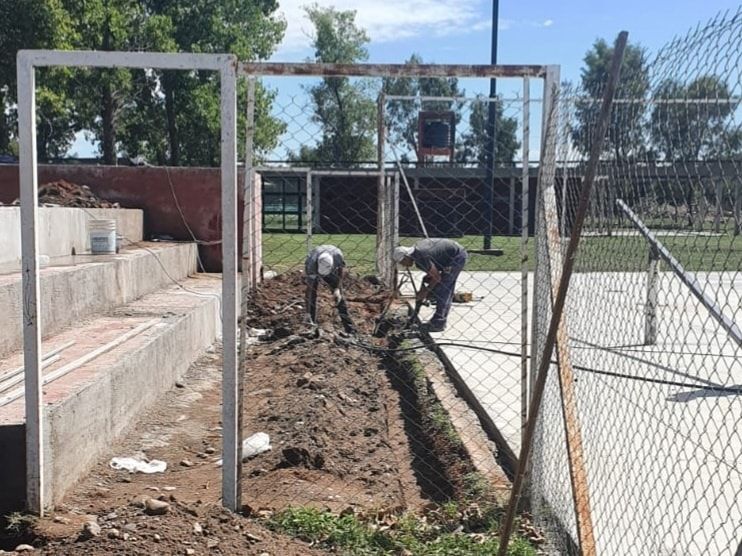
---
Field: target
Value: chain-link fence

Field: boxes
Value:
[530,10,742,555]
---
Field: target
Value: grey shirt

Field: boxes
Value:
[305,244,345,278]
[410,238,466,272]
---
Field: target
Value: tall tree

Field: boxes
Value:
[292,4,376,165]
[0,0,76,157]
[649,75,741,225]
[457,98,520,164]
[572,39,649,161]
[382,54,519,164]
[139,0,286,166]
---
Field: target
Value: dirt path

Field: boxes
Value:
[19,272,458,554]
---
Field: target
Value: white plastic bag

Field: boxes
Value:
[110,456,167,474]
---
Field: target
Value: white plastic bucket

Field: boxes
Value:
[89,219,117,254]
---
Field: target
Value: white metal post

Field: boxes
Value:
[242,76,256,290]
[17,51,44,515]
[520,76,530,438]
[220,57,241,512]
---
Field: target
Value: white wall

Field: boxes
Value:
[0,207,143,270]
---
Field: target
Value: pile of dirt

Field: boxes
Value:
[14,271,501,554]
[13,179,120,208]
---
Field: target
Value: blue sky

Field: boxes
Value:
[70,0,741,158]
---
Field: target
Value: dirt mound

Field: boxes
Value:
[245,271,387,335]
[17,179,119,208]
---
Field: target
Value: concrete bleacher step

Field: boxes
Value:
[0,242,198,358]
[0,275,222,512]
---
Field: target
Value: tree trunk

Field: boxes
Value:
[101,77,117,165]
[163,72,179,166]
[0,90,9,154]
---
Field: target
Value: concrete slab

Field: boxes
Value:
[404,267,742,555]
[0,274,222,511]
[0,242,197,358]
[0,206,143,270]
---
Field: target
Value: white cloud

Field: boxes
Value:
[542,19,554,28]
[273,0,484,57]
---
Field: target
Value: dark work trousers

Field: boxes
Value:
[306,273,355,333]
[430,250,468,327]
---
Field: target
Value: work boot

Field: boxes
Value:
[423,320,446,333]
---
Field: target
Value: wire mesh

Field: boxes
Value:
[530,10,742,555]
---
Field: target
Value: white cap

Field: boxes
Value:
[393,246,414,263]
[317,252,335,276]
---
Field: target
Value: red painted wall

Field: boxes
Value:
[0,164,243,272]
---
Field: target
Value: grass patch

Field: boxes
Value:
[268,506,536,556]
[262,233,529,275]
[262,231,742,275]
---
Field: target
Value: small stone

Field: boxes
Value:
[105,512,118,520]
[145,486,160,492]
[180,459,194,468]
[108,529,120,539]
[193,522,203,535]
[154,534,162,542]
[204,447,216,455]
[53,515,70,524]
[144,498,170,515]
[119,476,132,483]
[196,453,208,459]
[121,532,130,541]
[258,553,271,556]
[14,545,34,553]
[162,486,177,492]
[123,523,137,532]
[79,520,102,540]
[245,532,262,542]
[206,539,220,549]
[185,550,196,555]
[175,381,185,388]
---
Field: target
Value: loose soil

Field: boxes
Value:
[9,271,484,555]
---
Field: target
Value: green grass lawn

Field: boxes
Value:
[261,232,742,275]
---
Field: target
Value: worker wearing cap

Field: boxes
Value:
[393,239,468,332]
[305,244,356,334]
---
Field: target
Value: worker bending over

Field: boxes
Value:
[393,238,468,332]
[304,244,356,334]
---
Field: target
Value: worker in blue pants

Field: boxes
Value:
[393,238,468,332]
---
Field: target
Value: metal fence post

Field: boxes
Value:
[17,51,44,515]
[376,93,388,284]
[644,244,660,345]
[220,57,241,512]
[520,76,530,440]
[306,170,313,254]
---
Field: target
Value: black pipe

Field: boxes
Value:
[483,0,499,249]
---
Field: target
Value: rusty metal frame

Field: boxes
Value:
[238,62,547,78]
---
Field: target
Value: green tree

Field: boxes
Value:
[649,75,741,226]
[457,98,520,164]
[293,4,376,165]
[382,55,519,164]
[572,39,649,161]
[0,0,76,158]
[137,0,286,166]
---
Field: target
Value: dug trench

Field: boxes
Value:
[5,271,538,554]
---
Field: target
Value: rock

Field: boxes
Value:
[144,498,170,515]
[204,447,216,454]
[123,523,137,532]
[175,381,185,388]
[180,459,195,468]
[206,539,220,549]
[79,520,102,540]
[163,486,177,492]
[108,529,120,539]
[121,532,130,541]
[52,515,71,524]
[154,534,162,542]
[245,532,263,542]
[185,550,196,555]
[104,512,118,521]
[14,545,34,553]
[193,522,203,535]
